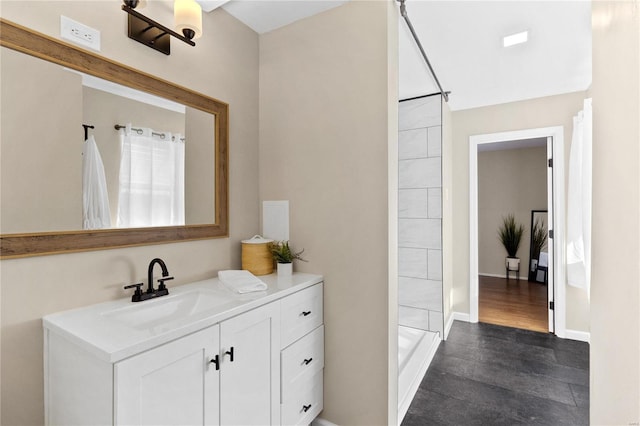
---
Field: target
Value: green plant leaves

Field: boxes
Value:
[269,241,307,264]
[498,214,525,258]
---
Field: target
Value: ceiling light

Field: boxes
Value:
[503,31,528,47]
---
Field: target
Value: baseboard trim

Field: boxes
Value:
[565,329,590,343]
[311,417,338,426]
[445,312,471,338]
[479,272,528,281]
[452,312,471,322]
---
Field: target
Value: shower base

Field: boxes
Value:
[398,325,440,425]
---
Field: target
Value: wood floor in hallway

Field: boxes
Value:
[479,275,548,333]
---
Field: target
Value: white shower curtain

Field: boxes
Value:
[117,124,185,228]
[83,135,111,230]
[567,98,592,290]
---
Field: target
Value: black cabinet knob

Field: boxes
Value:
[209,355,219,371]
[302,311,312,317]
[303,358,313,365]
[225,347,234,362]
[302,404,312,413]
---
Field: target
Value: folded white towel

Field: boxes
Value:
[218,270,267,294]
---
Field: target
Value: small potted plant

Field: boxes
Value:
[498,214,525,273]
[269,241,307,276]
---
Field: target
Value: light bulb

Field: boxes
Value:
[174,0,202,40]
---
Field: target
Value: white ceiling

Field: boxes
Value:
[217,1,348,34]
[398,1,592,110]
[201,0,592,111]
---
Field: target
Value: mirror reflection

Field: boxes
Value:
[1,47,215,234]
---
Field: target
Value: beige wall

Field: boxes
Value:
[258,2,398,424]
[590,1,640,423]
[0,2,259,425]
[451,91,590,332]
[185,107,216,224]
[1,49,83,233]
[478,147,547,277]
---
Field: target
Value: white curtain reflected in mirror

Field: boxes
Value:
[117,124,185,228]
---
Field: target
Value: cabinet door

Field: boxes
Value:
[114,325,220,426]
[220,301,280,425]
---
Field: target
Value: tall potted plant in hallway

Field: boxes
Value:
[498,214,525,274]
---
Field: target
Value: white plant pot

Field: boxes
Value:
[277,262,292,276]
[506,257,520,270]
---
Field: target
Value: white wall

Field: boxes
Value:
[258,2,398,424]
[590,1,640,423]
[0,3,259,424]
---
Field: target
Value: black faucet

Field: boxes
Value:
[124,258,174,302]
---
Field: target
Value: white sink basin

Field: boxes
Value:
[102,289,233,332]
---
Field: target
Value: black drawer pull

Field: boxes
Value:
[209,355,220,370]
[301,311,312,317]
[302,404,312,413]
[303,358,313,365]
[225,347,234,362]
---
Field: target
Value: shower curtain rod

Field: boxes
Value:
[398,0,450,103]
[114,124,185,142]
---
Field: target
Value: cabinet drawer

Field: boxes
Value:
[281,371,323,426]
[281,283,323,348]
[281,325,324,401]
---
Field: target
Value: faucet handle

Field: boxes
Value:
[124,283,144,302]
[157,276,174,292]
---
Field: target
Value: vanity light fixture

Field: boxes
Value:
[122,0,202,55]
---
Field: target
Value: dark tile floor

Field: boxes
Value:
[402,321,590,425]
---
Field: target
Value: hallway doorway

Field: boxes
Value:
[476,139,550,332]
[469,126,566,336]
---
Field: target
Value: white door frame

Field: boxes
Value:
[469,126,566,337]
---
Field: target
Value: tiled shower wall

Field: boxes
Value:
[398,95,443,336]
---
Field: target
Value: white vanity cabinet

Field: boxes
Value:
[280,283,325,426]
[116,300,281,426]
[115,325,220,425]
[43,273,323,426]
[220,301,280,425]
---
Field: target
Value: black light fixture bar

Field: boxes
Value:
[122,4,195,55]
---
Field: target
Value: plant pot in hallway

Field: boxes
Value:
[506,256,521,270]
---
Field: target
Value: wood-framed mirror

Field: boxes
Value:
[0,19,228,258]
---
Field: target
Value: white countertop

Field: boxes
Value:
[43,272,323,363]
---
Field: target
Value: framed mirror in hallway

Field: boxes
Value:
[528,210,549,283]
